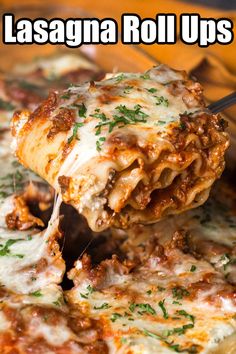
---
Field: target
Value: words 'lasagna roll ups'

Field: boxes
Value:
[12,64,230,231]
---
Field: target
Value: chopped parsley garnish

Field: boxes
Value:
[96,137,105,151]
[158,299,169,319]
[15,254,24,259]
[0,98,15,111]
[94,104,148,135]
[140,73,150,80]
[146,290,152,295]
[143,329,164,341]
[147,87,157,93]
[30,290,42,297]
[0,239,23,257]
[144,328,198,353]
[123,86,133,94]
[115,104,148,122]
[115,74,127,83]
[169,344,199,353]
[176,310,195,324]
[163,323,194,337]
[172,286,190,300]
[67,122,84,144]
[110,313,122,322]
[156,120,166,125]
[78,103,87,118]
[155,96,169,107]
[80,285,95,299]
[53,295,64,307]
[129,303,156,316]
[173,301,182,305]
[190,265,197,272]
[60,92,71,100]
[91,110,108,122]
[94,302,111,310]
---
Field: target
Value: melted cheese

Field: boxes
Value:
[12,64,229,231]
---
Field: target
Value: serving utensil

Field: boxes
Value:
[208,91,236,113]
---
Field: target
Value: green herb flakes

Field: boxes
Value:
[94,302,111,310]
[68,122,84,144]
[155,96,169,107]
[110,313,122,322]
[158,299,169,319]
[30,290,42,297]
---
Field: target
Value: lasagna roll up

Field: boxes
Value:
[12,65,229,231]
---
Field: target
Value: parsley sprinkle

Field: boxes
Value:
[80,285,95,299]
[0,239,23,257]
[155,96,169,107]
[115,104,148,122]
[96,137,106,151]
[123,86,133,94]
[91,111,108,121]
[115,74,127,83]
[172,286,190,300]
[158,299,169,319]
[30,290,42,297]
[94,104,149,135]
[176,310,195,323]
[131,303,156,315]
[53,296,64,307]
[78,103,87,118]
[60,93,71,100]
[94,303,111,310]
[190,265,197,272]
[147,87,157,93]
[15,254,24,259]
[110,313,122,322]
[68,122,84,144]
[143,329,164,341]
[173,301,182,305]
[146,290,152,295]
[141,73,150,80]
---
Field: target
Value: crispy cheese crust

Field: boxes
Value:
[12,65,229,232]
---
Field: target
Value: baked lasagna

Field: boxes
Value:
[12,65,229,231]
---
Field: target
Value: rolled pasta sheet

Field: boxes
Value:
[12,64,229,231]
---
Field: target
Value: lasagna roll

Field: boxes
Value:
[12,64,229,231]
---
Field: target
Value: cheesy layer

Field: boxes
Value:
[12,64,229,231]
